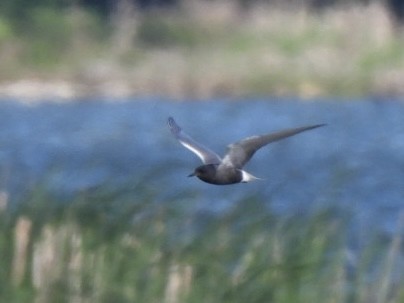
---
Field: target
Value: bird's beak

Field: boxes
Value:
[188,172,196,177]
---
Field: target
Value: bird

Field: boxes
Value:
[168,117,325,185]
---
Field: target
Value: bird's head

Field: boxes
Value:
[188,164,216,179]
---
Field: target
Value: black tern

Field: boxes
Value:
[168,117,325,185]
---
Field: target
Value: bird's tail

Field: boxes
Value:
[240,170,263,183]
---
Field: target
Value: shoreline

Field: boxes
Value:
[1,78,404,104]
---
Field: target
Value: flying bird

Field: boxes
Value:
[168,117,325,185]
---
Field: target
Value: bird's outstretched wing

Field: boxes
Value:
[223,124,326,168]
[168,117,222,164]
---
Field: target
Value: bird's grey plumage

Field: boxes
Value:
[168,117,221,165]
[168,117,325,185]
[223,125,325,169]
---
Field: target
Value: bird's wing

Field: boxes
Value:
[222,124,326,168]
[168,117,222,164]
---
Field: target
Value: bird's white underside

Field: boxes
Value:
[240,170,261,182]
[180,141,220,164]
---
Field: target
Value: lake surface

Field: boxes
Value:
[0,97,403,237]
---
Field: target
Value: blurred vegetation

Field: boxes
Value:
[0,186,402,302]
[0,0,404,98]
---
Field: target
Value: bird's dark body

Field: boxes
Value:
[193,164,242,185]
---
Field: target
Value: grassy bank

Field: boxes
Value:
[0,188,402,303]
[0,2,404,100]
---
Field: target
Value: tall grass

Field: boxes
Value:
[1,2,404,99]
[0,187,402,303]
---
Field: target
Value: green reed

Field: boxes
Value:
[0,187,402,303]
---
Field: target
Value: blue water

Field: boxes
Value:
[0,97,403,236]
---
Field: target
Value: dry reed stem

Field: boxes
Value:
[165,263,193,303]
[12,217,32,286]
[376,210,404,303]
